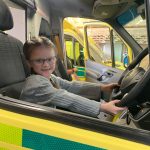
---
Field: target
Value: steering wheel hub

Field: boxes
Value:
[120,67,145,95]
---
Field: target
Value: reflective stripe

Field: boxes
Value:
[22,129,105,150]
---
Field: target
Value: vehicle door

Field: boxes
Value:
[83,22,133,84]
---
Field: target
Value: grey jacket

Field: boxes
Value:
[20,74,102,117]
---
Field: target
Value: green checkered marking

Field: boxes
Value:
[0,123,22,146]
[0,123,106,149]
[0,147,9,150]
[23,129,106,150]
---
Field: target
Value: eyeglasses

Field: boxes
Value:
[30,56,57,65]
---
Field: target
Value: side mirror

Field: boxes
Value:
[123,54,129,68]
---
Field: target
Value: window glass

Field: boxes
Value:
[123,15,147,49]
[117,5,148,68]
[113,31,128,68]
[87,25,110,63]
[86,24,128,69]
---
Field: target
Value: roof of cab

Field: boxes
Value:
[45,0,137,20]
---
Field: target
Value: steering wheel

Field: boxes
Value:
[111,48,150,107]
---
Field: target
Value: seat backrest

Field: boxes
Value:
[0,0,29,98]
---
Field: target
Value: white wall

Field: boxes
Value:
[5,0,26,43]
[5,0,51,42]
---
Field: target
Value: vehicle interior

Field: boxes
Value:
[0,0,150,146]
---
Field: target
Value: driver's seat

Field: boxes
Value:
[0,0,29,99]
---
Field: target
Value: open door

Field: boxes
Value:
[83,22,133,84]
[65,34,86,81]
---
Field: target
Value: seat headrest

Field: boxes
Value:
[39,18,51,39]
[0,0,13,31]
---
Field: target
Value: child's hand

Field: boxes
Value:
[100,100,127,115]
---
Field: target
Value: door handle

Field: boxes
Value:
[98,72,113,81]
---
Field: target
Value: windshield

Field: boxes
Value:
[117,3,149,70]
[123,15,147,49]
[117,5,147,50]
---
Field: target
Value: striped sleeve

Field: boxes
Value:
[20,75,101,117]
[51,74,101,101]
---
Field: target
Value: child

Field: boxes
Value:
[20,36,126,118]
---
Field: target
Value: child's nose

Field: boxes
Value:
[43,60,50,66]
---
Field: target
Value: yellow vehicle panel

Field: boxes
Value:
[0,108,149,150]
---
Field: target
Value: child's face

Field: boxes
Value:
[28,46,56,78]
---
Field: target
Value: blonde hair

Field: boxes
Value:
[23,36,57,60]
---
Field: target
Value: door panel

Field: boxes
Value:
[0,100,150,150]
[86,59,123,84]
